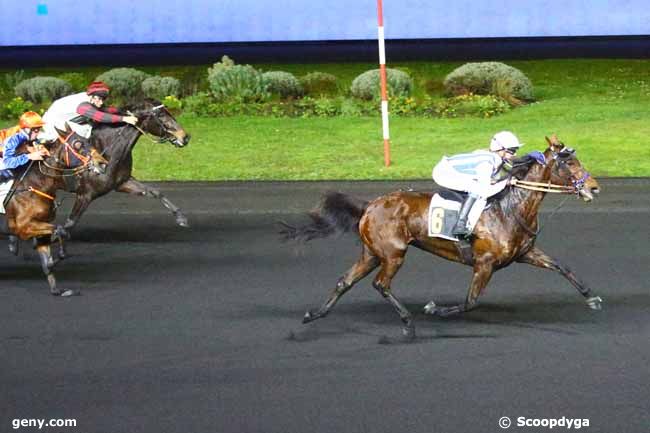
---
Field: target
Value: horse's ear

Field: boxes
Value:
[54,125,66,137]
[545,136,552,146]
[63,122,73,134]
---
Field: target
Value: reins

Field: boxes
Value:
[510,178,574,193]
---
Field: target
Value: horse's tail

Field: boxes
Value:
[280,191,369,242]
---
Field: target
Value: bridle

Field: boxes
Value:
[130,105,182,146]
[509,145,590,240]
[510,146,590,196]
[39,131,97,177]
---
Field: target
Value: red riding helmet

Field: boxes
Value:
[86,81,110,97]
[19,111,46,129]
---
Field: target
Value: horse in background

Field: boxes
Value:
[7,100,191,255]
[1,124,107,296]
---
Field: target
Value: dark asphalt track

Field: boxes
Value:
[1,180,648,433]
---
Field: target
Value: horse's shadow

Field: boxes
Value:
[248,294,639,343]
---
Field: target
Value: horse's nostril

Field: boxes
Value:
[183,134,191,145]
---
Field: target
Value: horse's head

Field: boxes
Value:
[50,123,108,175]
[545,135,600,202]
[127,99,190,148]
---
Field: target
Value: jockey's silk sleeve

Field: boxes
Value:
[76,102,124,124]
[2,132,30,169]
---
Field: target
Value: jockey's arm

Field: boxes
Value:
[76,102,128,124]
[2,133,30,169]
[475,159,508,197]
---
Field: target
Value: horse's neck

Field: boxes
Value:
[509,157,555,221]
[21,160,65,193]
[95,126,141,164]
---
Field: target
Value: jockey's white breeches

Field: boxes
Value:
[39,121,91,142]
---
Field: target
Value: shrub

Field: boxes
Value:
[435,94,511,118]
[14,76,73,103]
[142,76,181,99]
[3,70,25,92]
[207,56,269,102]
[262,71,303,99]
[300,72,338,97]
[181,92,212,116]
[2,97,34,119]
[58,72,87,92]
[350,68,413,100]
[443,62,534,102]
[96,68,149,103]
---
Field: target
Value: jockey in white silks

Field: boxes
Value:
[39,81,138,142]
[432,131,523,237]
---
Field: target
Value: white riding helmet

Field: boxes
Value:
[489,131,523,152]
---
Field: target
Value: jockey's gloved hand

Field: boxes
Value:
[527,151,546,165]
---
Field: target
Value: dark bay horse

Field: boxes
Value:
[282,136,601,340]
[62,99,191,232]
[1,124,107,296]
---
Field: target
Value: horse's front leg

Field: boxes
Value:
[516,246,602,310]
[116,177,189,228]
[35,240,77,297]
[424,257,495,317]
[63,193,93,231]
[8,235,19,255]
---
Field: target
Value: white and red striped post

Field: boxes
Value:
[376,0,390,167]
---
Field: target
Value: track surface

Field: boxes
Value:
[1,180,648,433]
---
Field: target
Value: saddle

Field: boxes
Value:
[428,187,495,241]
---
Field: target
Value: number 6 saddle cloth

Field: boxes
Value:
[427,189,487,241]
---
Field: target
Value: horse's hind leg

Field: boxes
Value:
[424,257,494,317]
[371,249,415,340]
[117,178,189,228]
[303,245,379,323]
[516,246,602,310]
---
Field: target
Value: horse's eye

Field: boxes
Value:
[74,141,83,150]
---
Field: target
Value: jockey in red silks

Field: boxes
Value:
[432,131,523,237]
[39,81,138,141]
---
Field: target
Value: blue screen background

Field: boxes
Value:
[2,0,648,46]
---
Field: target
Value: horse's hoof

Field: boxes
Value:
[586,296,603,310]
[8,237,19,256]
[60,289,80,297]
[423,300,437,314]
[176,215,190,228]
[402,326,416,341]
[302,311,314,324]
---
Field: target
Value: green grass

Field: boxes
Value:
[3,59,650,179]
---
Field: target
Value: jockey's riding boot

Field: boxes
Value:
[452,195,478,237]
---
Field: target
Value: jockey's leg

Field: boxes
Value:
[116,177,189,228]
[452,194,478,237]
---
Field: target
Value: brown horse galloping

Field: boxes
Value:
[282,136,601,341]
[2,124,107,296]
